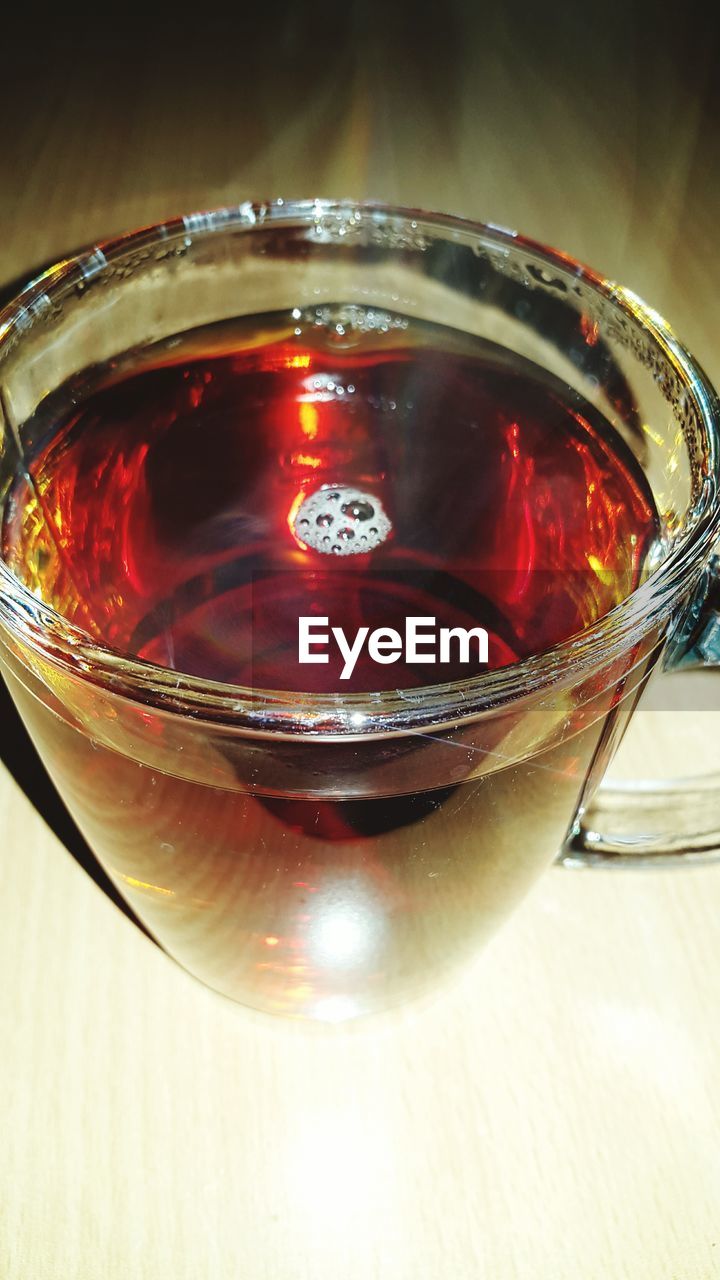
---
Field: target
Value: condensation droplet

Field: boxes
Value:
[316,513,333,528]
[337,527,355,541]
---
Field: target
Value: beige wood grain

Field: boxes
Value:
[3,16,720,1277]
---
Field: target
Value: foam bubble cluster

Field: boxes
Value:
[292,485,392,555]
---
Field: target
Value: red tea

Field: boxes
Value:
[2,309,657,688]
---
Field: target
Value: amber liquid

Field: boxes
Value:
[0,310,661,1016]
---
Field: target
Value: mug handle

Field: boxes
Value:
[561,554,720,866]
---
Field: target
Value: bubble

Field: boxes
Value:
[341,499,374,522]
[289,485,392,555]
[528,264,567,292]
[305,303,409,350]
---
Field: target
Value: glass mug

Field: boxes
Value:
[1,201,719,1021]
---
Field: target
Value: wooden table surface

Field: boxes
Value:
[3,9,720,1277]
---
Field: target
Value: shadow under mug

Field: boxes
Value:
[1,201,719,1020]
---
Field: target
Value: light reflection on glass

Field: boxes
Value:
[308,887,386,971]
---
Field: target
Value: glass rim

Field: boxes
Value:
[1,197,719,738]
